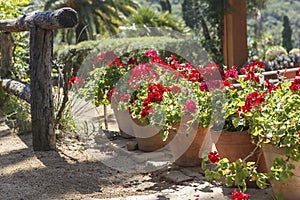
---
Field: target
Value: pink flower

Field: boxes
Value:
[231,189,250,200]
[183,99,197,113]
[225,69,239,81]
[200,82,209,92]
[68,76,84,85]
[208,151,220,163]
[120,93,131,102]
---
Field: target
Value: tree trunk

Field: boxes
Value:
[30,26,55,151]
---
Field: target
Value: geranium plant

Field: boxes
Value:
[114,50,213,140]
[202,150,268,192]
[247,78,300,182]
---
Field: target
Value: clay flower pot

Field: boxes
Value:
[210,129,267,173]
[131,118,175,152]
[262,144,300,200]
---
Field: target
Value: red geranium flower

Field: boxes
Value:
[141,105,154,118]
[208,151,220,163]
[68,76,84,85]
[290,78,300,91]
[231,189,250,200]
[107,87,117,102]
[241,91,265,112]
[144,50,157,57]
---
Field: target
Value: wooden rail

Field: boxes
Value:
[0,8,78,151]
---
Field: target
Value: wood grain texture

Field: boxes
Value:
[30,26,55,151]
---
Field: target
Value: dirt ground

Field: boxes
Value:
[0,119,274,200]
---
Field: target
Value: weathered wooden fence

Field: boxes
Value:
[0,8,78,151]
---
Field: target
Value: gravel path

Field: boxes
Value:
[0,108,274,200]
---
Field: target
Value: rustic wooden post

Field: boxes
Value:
[223,0,248,67]
[0,32,13,78]
[30,27,56,150]
[29,8,78,151]
[0,8,78,151]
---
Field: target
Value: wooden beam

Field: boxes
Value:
[0,79,30,103]
[0,7,78,32]
[223,0,248,67]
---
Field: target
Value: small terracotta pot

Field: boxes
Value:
[131,118,175,152]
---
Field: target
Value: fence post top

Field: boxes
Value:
[0,7,78,32]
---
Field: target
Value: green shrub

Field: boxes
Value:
[0,90,31,133]
[265,45,288,61]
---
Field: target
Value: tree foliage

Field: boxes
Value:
[129,6,184,32]
[282,15,293,52]
[43,0,139,42]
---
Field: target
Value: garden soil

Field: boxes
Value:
[0,107,274,200]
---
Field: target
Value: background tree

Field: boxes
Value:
[282,15,293,52]
[192,0,225,64]
[44,0,139,43]
[129,6,184,32]
[159,0,172,13]
[181,0,197,29]
[246,0,268,39]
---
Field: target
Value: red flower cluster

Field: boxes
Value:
[187,68,203,82]
[68,76,84,85]
[208,151,220,163]
[141,105,154,118]
[240,91,265,113]
[231,189,250,200]
[265,80,277,93]
[107,57,126,67]
[290,78,300,91]
[143,83,169,106]
[127,64,159,88]
[240,61,266,84]
[107,87,117,102]
[244,72,260,83]
[141,83,170,118]
[241,61,265,74]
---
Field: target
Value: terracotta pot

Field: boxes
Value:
[210,130,267,173]
[262,144,300,199]
[173,127,210,167]
[111,97,134,138]
[131,118,175,152]
[169,117,211,167]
